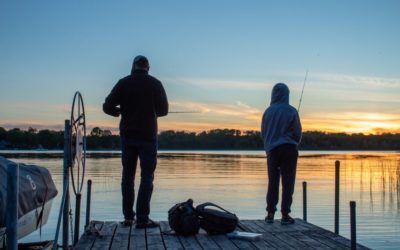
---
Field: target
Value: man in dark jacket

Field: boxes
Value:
[103,55,168,228]
[261,83,302,225]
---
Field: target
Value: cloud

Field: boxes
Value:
[174,72,400,90]
[165,77,274,90]
[169,101,211,113]
[170,100,262,120]
[311,73,400,89]
[0,102,100,116]
[293,72,400,111]
[164,73,400,105]
[0,100,118,134]
[160,100,264,131]
[305,112,400,122]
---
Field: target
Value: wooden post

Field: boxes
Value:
[74,193,82,245]
[6,163,19,250]
[63,120,71,250]
[303,181,307,222]
[350,201,356,250]
[85,179,92,228]
[335,160,340,234]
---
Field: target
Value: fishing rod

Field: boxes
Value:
[169,111,201,114]
[297,70,308,112]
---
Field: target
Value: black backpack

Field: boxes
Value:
[168,199,200,236]
[196,202,238,235]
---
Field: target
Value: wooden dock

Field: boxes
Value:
[74,219,369,250]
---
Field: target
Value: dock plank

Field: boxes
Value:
[261,232,297,250]
[110,223,131,250]
[129,227,146,250]
[146,226,165,250]
[307,230,350,249]
[288,230,332,250]
[319,230,370,250]
[254,219,283,233]
[230,237,258,249]
[294,219,320,230]
[159,221,184,250]
[271,232,313,250]
[210,234,239,250]
[238,221,277,250]
[239,220,295,249]
[178,235,202,250]
[74,221,104,250]
[252,219,277,232]
[239,220,264,233]
[76,219,370,250]
[241,237,276,250]
[91,221,117,250]
[195,229,221,250]
[254,219,310,233]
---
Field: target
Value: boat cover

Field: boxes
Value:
[0,156,58,228]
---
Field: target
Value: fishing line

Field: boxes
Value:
[169,111,201,114]
[298,70,308,112]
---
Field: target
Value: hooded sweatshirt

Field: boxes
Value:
[261,83,302,152]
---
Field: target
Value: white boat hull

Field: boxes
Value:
[17,198,54,239]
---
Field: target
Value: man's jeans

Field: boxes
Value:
[266,143,298,215]
[121,136,157,223]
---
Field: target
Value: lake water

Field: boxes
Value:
[3,150,400,249]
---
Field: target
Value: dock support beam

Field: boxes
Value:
[85,179,92,229]
[63,120,71,250]
[6,163,19,250]
[303,181,307,222]
[334,160,340,234]
[350,201,356,250]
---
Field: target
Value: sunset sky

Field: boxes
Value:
[1,1,399,134]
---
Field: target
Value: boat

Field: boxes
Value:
[0,156,58,240]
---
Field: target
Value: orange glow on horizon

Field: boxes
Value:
[2,111,399,135]
[300,112,400,135]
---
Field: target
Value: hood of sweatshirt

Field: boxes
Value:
[270,83,289,105]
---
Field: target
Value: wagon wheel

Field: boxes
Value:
[70,91,86,195]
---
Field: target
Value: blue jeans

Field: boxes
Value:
[121,136,157,223]
[266,143,298,215]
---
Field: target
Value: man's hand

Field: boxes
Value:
[112,107,121,117]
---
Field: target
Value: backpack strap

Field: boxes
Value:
[186,198,194,207]
[196,202,235,215]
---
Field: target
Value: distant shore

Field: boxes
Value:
[1,127,400,151]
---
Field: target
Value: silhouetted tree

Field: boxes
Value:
[0,126,399,150]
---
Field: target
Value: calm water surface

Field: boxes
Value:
[4,150,400,249]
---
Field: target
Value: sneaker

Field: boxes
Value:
[121,219,135,227]
[265,212,275,223]
[135,219,160,229]
[281,215,295,225]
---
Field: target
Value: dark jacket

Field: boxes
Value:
[103,69,168,141]
[261,83,302,152]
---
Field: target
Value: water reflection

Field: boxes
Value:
[4,151,400,249]
[338,155,400,213]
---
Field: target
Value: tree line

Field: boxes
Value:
[0,127,399,150]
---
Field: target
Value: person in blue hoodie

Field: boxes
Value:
[261,83,302,225]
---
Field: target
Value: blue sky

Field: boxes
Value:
[1,1,399,134]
